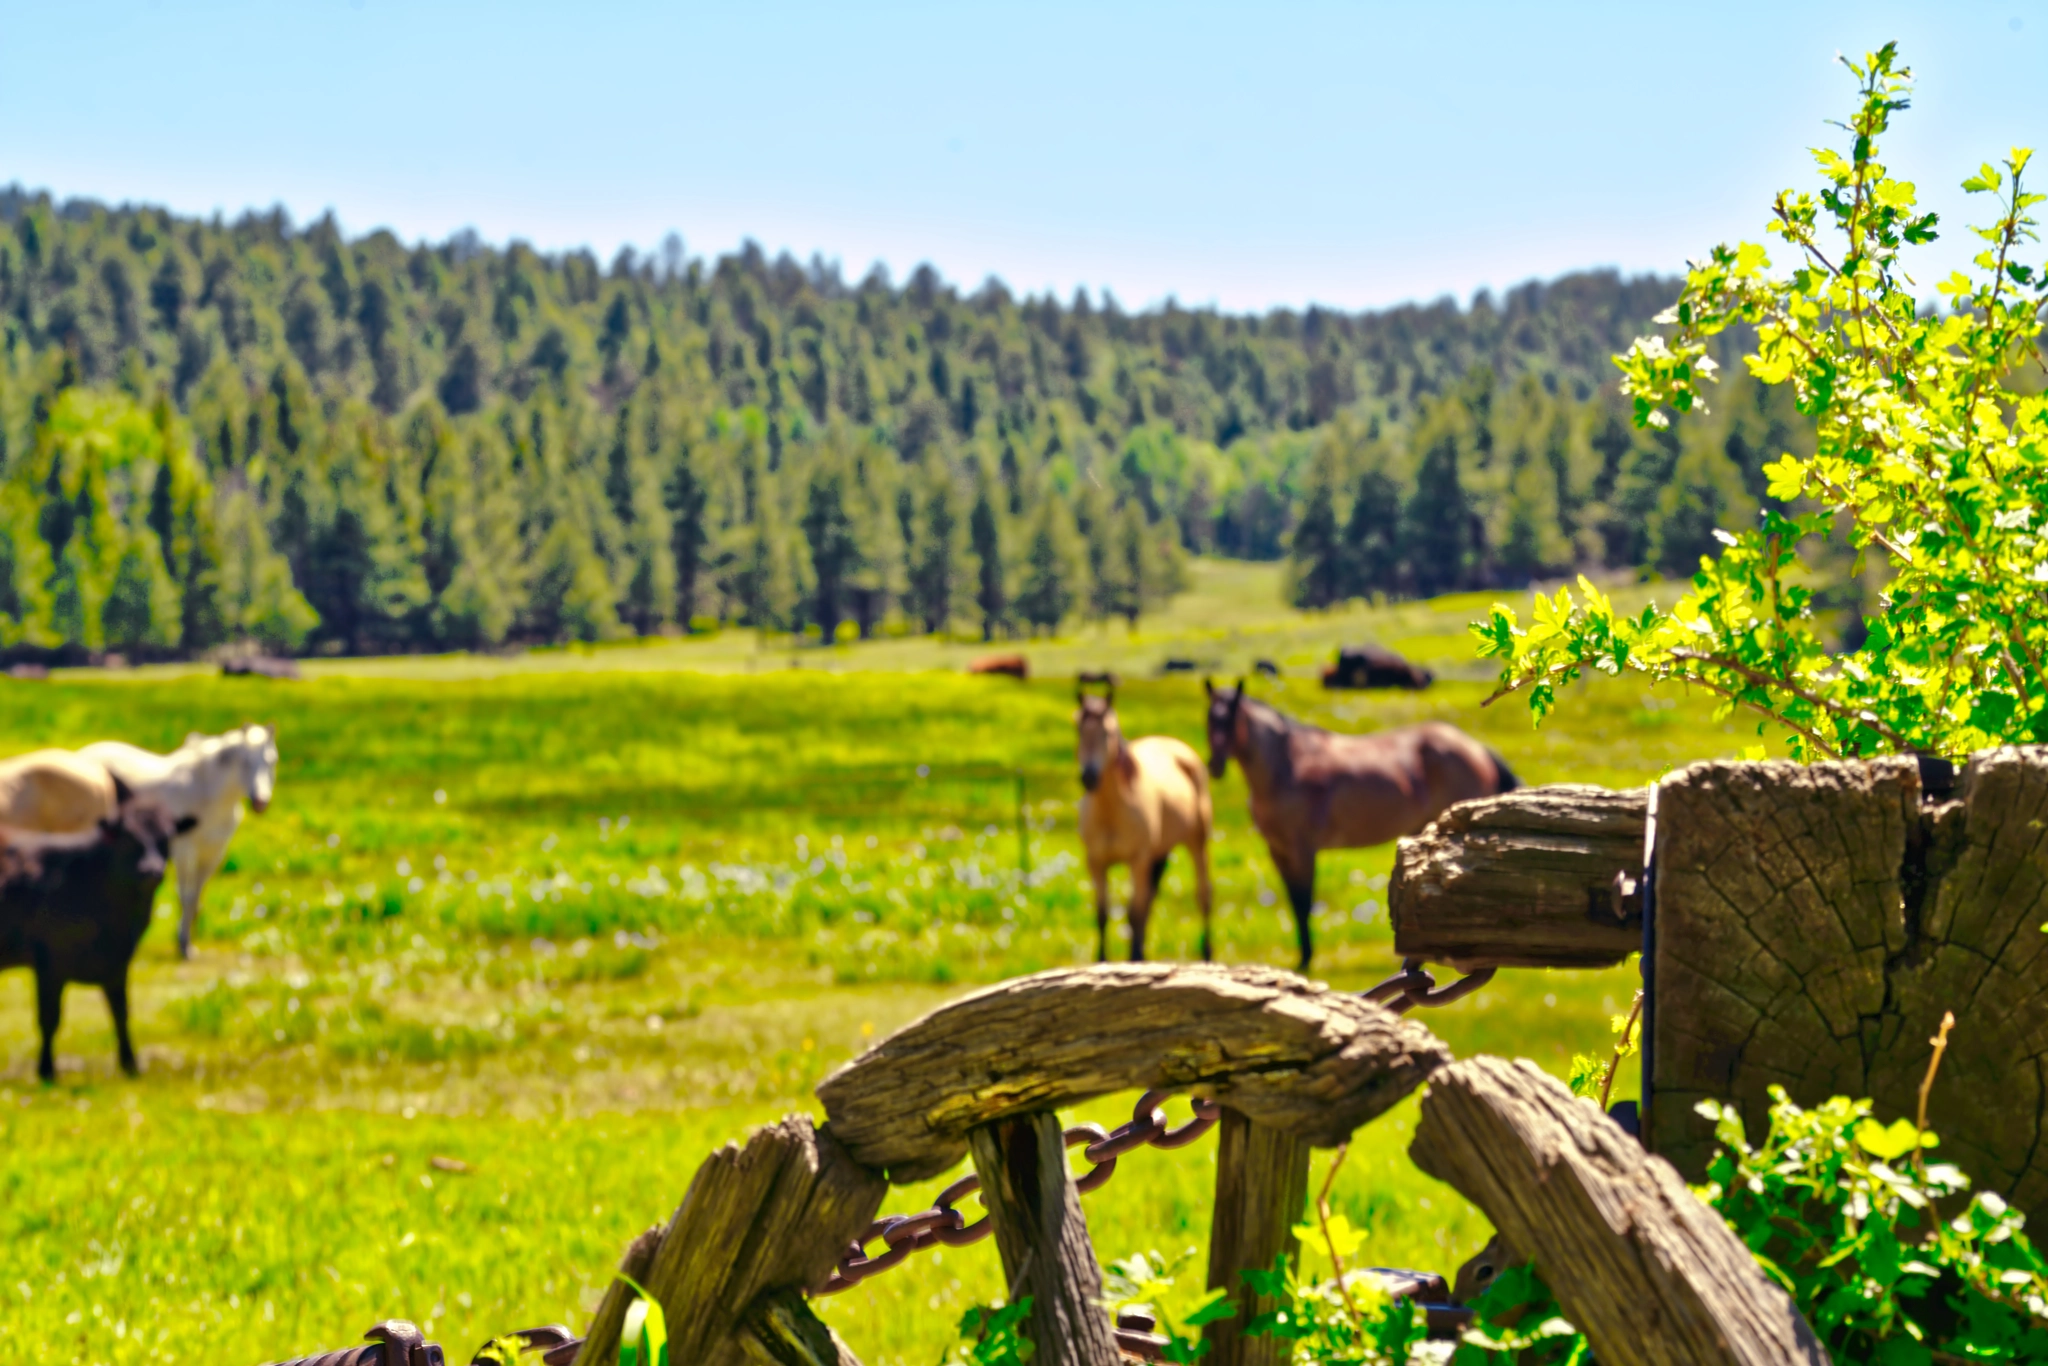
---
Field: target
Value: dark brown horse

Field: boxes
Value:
[1204,679,1519,969]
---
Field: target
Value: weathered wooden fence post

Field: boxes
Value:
[966,1113,1120,1366]
[1412,1056,1826,1366]
[572,1114,885,1366]
[1202,1110,1311,1366]
[1390,784,1649,969]
[1647,750,2048,1223]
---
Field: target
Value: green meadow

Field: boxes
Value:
[0,564,1773,1365]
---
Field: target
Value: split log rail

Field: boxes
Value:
[554,964,1811,1366]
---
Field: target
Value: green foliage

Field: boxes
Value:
[951,1297,1034,1366]
[1103,1249,1237,1363]
[616,1274,670,1366]
[1241,1251,1433,1365]
[1566,989,1641,1107]
[1478,45,2048,759]
[1697,1087,2048,1362]
[1450,1262,1588,1364]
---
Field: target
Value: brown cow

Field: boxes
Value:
[967,654,1029,680]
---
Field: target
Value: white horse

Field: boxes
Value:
[78,724,279,960]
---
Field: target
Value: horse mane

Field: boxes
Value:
[1240,692,1325,738]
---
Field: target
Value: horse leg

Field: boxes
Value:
[33,957,61,1084]
[104,976,138,1077]
[1191,838,1214,962]
[1090,862,1112,963]
[1129,852,1167,963]
[1271,847,1317,972]
[176,831,229,961]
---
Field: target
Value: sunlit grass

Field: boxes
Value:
[0,567,1762,1364]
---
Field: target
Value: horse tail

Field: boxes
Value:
[1486,747,1522,795]
[1150,850,1172,890]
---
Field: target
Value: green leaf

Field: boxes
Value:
[1856,1117,1926,1160]
[617,1274,668,1366]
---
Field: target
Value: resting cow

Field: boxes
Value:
[967,654,1029,680]
[1322,644,1434,691]
[0,786,192,1081]
[80,724,279,959]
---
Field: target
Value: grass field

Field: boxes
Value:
[0,564,1774,1365]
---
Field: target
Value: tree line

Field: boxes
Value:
[0,185,1708,657]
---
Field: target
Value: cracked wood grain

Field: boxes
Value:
[1390,784,1649,969]
[739,1287,865,1366]
[574,1113,886,1366]
[1650,749,2048,1229]
[1411,1056,1827,1366]
[969,1112,1120,1366]
[814,963,1452,1181]
[1203,1111,1311,1366]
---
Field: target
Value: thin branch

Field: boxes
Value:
[1314,1142,1361,1324]
[1914,1011,1955,1182]
[1485,652,1847,759]
[1669,647,1910,751]
[1598,990,1645,1112]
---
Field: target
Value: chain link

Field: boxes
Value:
[820,1090,1222,1294]
[1362,956,1496,1013]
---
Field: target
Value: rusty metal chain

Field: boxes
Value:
[820,1089,1222,1295]
[1362,956,1496,1013]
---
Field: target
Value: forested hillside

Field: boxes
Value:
[0,187,1779,658]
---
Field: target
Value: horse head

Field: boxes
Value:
[239,724,280,813]
[1203,677,1247,779]
[1074,674,1123,793]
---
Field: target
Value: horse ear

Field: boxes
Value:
[1204,677,1214,697]
[1235,676,1247,696]
[111,773,134,806]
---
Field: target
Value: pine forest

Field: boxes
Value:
[0,187,1807,658]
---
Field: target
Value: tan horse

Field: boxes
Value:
[1076,679,1214,961]
[0,750,118,831]
[1204,679,1518,970]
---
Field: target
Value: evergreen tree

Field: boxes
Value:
[735,505,796,632]
[1015,493,1079,635]
[298,433,429,654]
[1404,406,1477,598]
[1288,459,1344,609]
[801,458,859,642]
[525,515,623,642]
[1340,466,1402,599]
[1076,482,1121,624]
[968,474,1007,640]
[907,457,964,634]
[1102,500,1171,630]
[666,439,709,628]
[426,429,526,648]
[841,440,902,638]
[1648,432,1758,579]
[213,485,317,651]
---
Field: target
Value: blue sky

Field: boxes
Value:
[5,1,2044,311]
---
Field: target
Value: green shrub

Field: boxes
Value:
[1478,44,2048,760]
